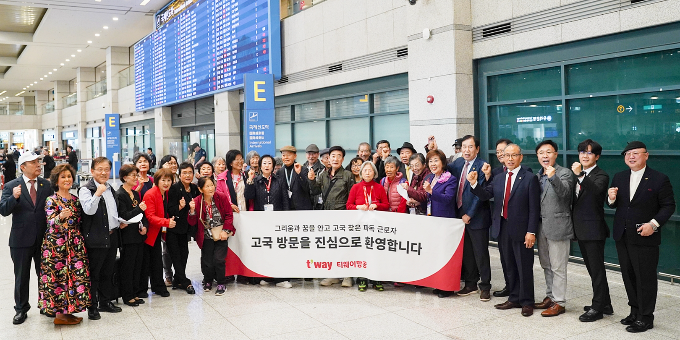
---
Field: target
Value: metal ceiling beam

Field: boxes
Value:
[0,57,17,66]
[0,31,33,45]
[0,73,4,79]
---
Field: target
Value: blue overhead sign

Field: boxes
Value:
[244,73,275,157]
[104,113,121,178]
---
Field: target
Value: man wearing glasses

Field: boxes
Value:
[80,157,123,320]
[608,141,675,333]
[533,140,575,317]
[490,138,514,298]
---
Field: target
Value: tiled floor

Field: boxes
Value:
[2,214,680,339]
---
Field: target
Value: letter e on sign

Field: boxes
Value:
[108,116,116,127]
[254,81,266,102]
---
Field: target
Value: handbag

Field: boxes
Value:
[199,196,226,242]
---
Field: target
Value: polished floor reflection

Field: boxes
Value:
[2,214,680,340]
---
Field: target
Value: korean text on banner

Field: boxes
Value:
[225,210,465,291]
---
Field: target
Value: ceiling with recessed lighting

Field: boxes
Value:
[0,0,172,101]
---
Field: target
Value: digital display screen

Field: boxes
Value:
[134,0,281,111]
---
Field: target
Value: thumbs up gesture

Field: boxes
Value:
[179,197,186,210]
[168,216,176,228]
[308,169,316,181]
[294,163,302,174]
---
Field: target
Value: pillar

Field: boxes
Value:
[76,67,95,153]
[214,90,241,158]
[406,0,473,157]
[154,107,181,157]
[106,46,130,114]
[33,90,47,115]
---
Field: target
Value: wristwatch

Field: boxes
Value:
[577,172,586,178]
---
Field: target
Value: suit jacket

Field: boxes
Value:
[277,164,313,210]
[0,177,54,247]
[572,166,609,241]
[538,164,575,240]
[608,167,675,246]
[424,172,458,218]
[448,157,490,230]
[472,165,541,242]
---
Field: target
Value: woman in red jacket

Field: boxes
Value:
[402,153,430,215]
[141,168,175,298]
[346,161,389,292]
[188,177,235,296]
[381,156,408,213]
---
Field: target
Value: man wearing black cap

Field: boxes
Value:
[304,144,325,210]
[397,142,416,183]
[608,141,675,333]
[192,143,206,168]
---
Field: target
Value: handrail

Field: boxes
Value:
[86,79,107,101]
[116,65,135,88]
[62,93,77,108]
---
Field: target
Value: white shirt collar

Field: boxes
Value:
[22,175,37,185]
[631,166,646,175]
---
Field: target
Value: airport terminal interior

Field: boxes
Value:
[1,0,680,338]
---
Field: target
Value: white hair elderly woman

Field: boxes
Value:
[244,151,260,175]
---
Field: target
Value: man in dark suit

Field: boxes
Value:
[490,138,512,298]
[469,143,541,317]
[608,141,675,333]
[42,149,56,179]
[0,152,54,324]
[277,146,314,210]
[66,145,78,171]
[447,135,492,301]
[571,139,613,322]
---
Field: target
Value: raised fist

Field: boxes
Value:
[139,201,147,211]
[481,163,491,180]
[95,184,107,197]
[608,187,618,201]
[571,162,582,176]
[294,163,302,174]
[12,185,21,199]
[467,170,478,184]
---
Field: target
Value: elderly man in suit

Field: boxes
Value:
[608,141,675,333]
[532,140,575,317]
[0,152,54,324]
[448,135,492,301]
[469,143,541,317]
[571,139,613,322]
[490,138,513,298]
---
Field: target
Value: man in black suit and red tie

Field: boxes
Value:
[0,152,54,324]
[608,141,675,333]
[490,138,513,298]
[469,143,541,317]
[571,139,613,322]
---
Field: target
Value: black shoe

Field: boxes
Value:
[493,287,509,297]
[186,285,196,295]
[433,289,442,295]
[87,307,101,320]
[99,301,122,313]
[12,311,27,325]
[135,298,145,304]
[438,290,456,298]
[124,300,139,307]
[620,314,636,325]
[137,292,149,298]
[457,286,478,296]
[157,290,170,297]
[583,304,614,315]
[579,308,603,322]
[225,275,236,283]
[626,320,653,333]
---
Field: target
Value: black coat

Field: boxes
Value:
[167,182,200,234]
[245,174,290,211]
[67,151,78,170]
[608,167,675,246]
[572,166,610,241]
[80,179,119,249]
[115,186,148,244]
[0,177,53,247]
[276,164,313,210]
[3,157,16,182]
[43,155,56,179]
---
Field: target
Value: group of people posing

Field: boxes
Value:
[0,135,674,334]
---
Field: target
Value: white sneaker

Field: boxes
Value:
[276,281,293,288]
[341,277,354,287]
[320,278,340,286]
[260,280,270,286]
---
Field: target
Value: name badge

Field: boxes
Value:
[409,207,416,215]
[288,190,293,198]
[317,196,323,204]
[427,202,432,216]
[264,204,274,212]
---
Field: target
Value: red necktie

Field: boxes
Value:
[502,172,513,219]
[457,162,469,209]
[29,179,37,205]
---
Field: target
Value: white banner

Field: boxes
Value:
[226,210,465,291]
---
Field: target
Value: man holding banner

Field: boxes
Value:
[468,143,541,317]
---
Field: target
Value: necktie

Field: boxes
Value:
[457,162,469,209]
[29,179,37,205]
[502,172,513,219]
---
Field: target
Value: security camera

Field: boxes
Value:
[408,0,416,4]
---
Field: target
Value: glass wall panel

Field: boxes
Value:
[275,106,291,122]
[275,124,292,155]
[568,90,680,150]
[329,117,370,158]
[567,49,680,95]
[373,113,410,151]
[374,89,409,113]
[330,95,370,118]
[295,101,325,120]
[487,67,561,102]
[294,121,326,151]
[489,101,563,152]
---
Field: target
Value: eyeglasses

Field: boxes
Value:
[351,164,362,169]
[506,154,522,159]
[579,151,595,156]
[624,151,647,157]
[94,168,111,173]
[537,151,555,156]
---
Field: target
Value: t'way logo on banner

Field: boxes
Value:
[226,210,465,291]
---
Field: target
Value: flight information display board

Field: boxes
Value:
[134,0,281,111]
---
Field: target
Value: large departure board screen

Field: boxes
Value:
[134,0,281,111]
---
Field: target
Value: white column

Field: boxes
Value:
[76,67,95,153]
[406,0,473,157]
[214,90,241,158]
[106,46,130,114]
[154,106,181,157]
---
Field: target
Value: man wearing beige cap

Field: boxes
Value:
[276,146,314,210]
[304,144,325,210]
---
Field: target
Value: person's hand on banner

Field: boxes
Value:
[368,203,378,211]
[231,204,240,213]
[400,183,409,190]
[356,204,368,211]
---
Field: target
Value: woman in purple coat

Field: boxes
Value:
[423,149,458,219]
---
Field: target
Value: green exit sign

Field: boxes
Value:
[643,105,662,110]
